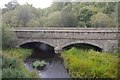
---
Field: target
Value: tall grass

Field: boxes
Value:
[2,48,38,78]
[62,47,118,78]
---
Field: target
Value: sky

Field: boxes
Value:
[0,0,53,9]
[0,0,119,9]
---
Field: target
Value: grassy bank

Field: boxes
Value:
[62,48,118,78]
[2,48,38,78]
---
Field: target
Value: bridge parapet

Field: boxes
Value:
[14,28,119,40]
[13,27,119,30]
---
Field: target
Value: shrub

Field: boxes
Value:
[2,68,26,78]
[2,48,38,78]
[2,55,28,78]
[62,48,118,78]
[32,60,46,70]
[2,55,17,69]
[2,26,17,49]
[90,12,115,28]
[3,48,32,60]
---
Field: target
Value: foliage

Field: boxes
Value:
[2,48,38,78]
[32,60,46,69]
[3,48,32,60]
[116,40,120,53]
[90,12,115,27]
[2,68,26,78]
[2,26,17,49]
[78,7,94,23]
[45,11,61,27]
[2,2,117,28]
[119,2,120,27]
[2,55,17,69]
[2,0,18,13]
[60,10,78,27]
[2,55,26,78]
[62,48,118,78]
[49,2,64,12]
[26,18,40,27]
[117,40,120,79]
[102,2,116,14]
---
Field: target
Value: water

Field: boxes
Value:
[24,55,70,78]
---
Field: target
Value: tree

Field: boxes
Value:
[2,0,19,13]
[110,5,118,28]
[90,12,115,28]
[16,5,32,27]
[50,2,64,12]
[59,4,78,27]
[78,7,95,27]
[118,2,120,28]
[103,2,116,14]
[2,2,117,28]
[60,11,78,27]
[26,18,40,27]
[2,10,18,28]
[38,16,48,27]
[45,11,61,27]
[2,25,17,49]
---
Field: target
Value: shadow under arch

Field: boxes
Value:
[19,40,55,48]
[20,42,55,58]
[62,42,103,52]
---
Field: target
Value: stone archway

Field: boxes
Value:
[61,41,103,52]
[19,41,55,58]
[18,40,55,48]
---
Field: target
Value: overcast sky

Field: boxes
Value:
[0,0,53,8]
[0,0,119,9]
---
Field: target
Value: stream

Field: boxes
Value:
[24,54,70,78]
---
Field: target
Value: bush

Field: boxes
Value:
[2,55,28,78]
[2,26,17,49]
[32,60,46,70]
[90,12,115,28]
[2,68,26,78]
[62,48,118,78]
[2,55,17,69]
[2,48,38,78]
[3,48,32,60]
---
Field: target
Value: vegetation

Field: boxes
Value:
[1,1,119,78]
[118,40,120,79]
[32,60,46,70]
[2,26,17,49]
[90,12,115,27]
[1,24,38,78]
[2,48,38,78]
[2,1,117,28]
[1,23,37,78]
[62,48,118,78]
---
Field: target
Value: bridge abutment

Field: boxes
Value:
[54,47,62,54]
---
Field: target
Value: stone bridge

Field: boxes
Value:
[12,27,120,53]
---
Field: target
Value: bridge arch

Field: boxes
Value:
[18,40,55,48]
[61,41,103,52]
[19,41,55,58]
[20,42,54,49]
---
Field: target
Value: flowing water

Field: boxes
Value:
[24,54,70,78]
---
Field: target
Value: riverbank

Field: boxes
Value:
[62,47,118,78]
[2,47,119,78]
[2,48,38,78]
[2,48,70,78]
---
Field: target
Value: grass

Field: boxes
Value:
[2,48,38,78]
[61,47,118,78]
